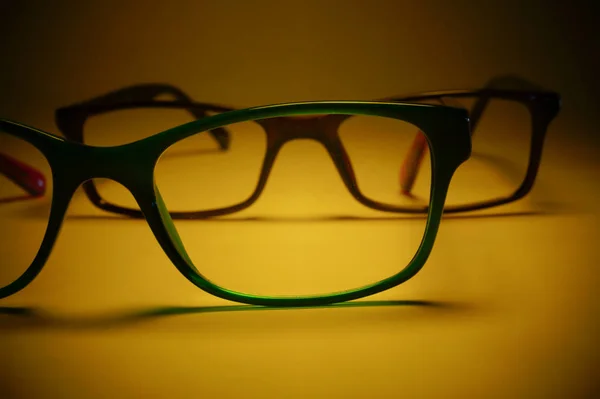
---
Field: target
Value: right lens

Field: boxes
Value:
[160,113,429,298]
[0,130,52,288]
[385,96,532,209]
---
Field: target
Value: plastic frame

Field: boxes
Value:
[56,75,559,218]
[388,75,561,212]
[0,101,470,306]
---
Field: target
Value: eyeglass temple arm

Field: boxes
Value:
[0,152,46,196]
[398,74,546,195]
[56,83,233,150]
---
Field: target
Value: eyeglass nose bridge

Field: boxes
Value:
[256,114,359,196]
[259,115,335,144]
[56,140,157,190]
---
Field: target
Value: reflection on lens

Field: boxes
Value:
[0,131,52,288]
[159,113,429,298]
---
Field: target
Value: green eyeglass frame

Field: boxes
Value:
[0,101,471,307]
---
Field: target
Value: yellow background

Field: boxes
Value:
[0,1,599,398]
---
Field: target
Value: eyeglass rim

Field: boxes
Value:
[0,100,470,305]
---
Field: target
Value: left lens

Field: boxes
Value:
[155,119,267,212]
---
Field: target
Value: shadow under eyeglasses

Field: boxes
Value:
[0,299,475,331]
[63,204,571,223]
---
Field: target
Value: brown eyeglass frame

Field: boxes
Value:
[54,74,561,219]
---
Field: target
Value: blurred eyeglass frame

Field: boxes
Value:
[55,74,561,218]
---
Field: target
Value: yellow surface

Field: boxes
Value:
[1,1,599,398]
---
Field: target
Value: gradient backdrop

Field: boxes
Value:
[0,1,599,398]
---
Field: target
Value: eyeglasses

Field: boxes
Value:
[55,75,561,219]
[1,101,471,306]
[0,75,561,306]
